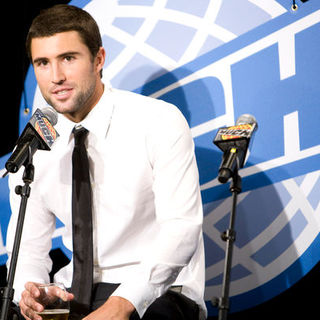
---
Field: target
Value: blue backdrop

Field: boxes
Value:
[0,0,319,316]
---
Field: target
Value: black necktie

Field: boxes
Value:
[70,126,93,317]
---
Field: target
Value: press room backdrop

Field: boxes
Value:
[1,0,319,319]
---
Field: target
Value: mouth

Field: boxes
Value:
[51,87,73,100]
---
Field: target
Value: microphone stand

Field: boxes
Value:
[1,152,35,320]
[211,169,242,320]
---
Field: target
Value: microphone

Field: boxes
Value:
[4,107,59,175]
[213,114,258,183]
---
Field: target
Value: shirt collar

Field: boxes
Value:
[54,84,114,146]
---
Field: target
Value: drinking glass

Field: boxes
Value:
[36,283,70,320]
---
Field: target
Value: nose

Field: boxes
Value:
[51,62,66,85]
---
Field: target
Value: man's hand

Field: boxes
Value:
[19,282,74,320]
[84,296,135,320]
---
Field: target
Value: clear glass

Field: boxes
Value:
[36,283,70,320]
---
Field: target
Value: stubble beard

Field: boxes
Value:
[45,80,97,118]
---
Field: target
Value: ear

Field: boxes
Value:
[95,47,106,74]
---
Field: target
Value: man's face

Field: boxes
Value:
[31,31,105,122]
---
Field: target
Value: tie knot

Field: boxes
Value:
[73,126,88,146]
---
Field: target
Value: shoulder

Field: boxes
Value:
[110,88,181,117]
[110,88,188,127]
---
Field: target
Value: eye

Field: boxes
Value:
[35,59,48,67]
[64,55,75,62]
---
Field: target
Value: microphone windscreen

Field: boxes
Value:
[42,107,58,126]
[236,114,257,128]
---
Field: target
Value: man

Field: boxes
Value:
[6,4,206,320]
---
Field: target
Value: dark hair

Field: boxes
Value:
[26,4,102,63]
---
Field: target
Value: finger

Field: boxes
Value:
[20,308,32,320]
[24,282,41,298]
[48,286,74,302]
[19,299,31,320]
[19,298,43,320]
[21,290,44,313]
[65,292,75,301]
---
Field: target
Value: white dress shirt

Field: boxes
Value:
[6,86,207,318]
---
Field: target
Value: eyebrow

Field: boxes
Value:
[33,51,81,65]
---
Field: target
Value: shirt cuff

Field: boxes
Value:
[111,281,164,318]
